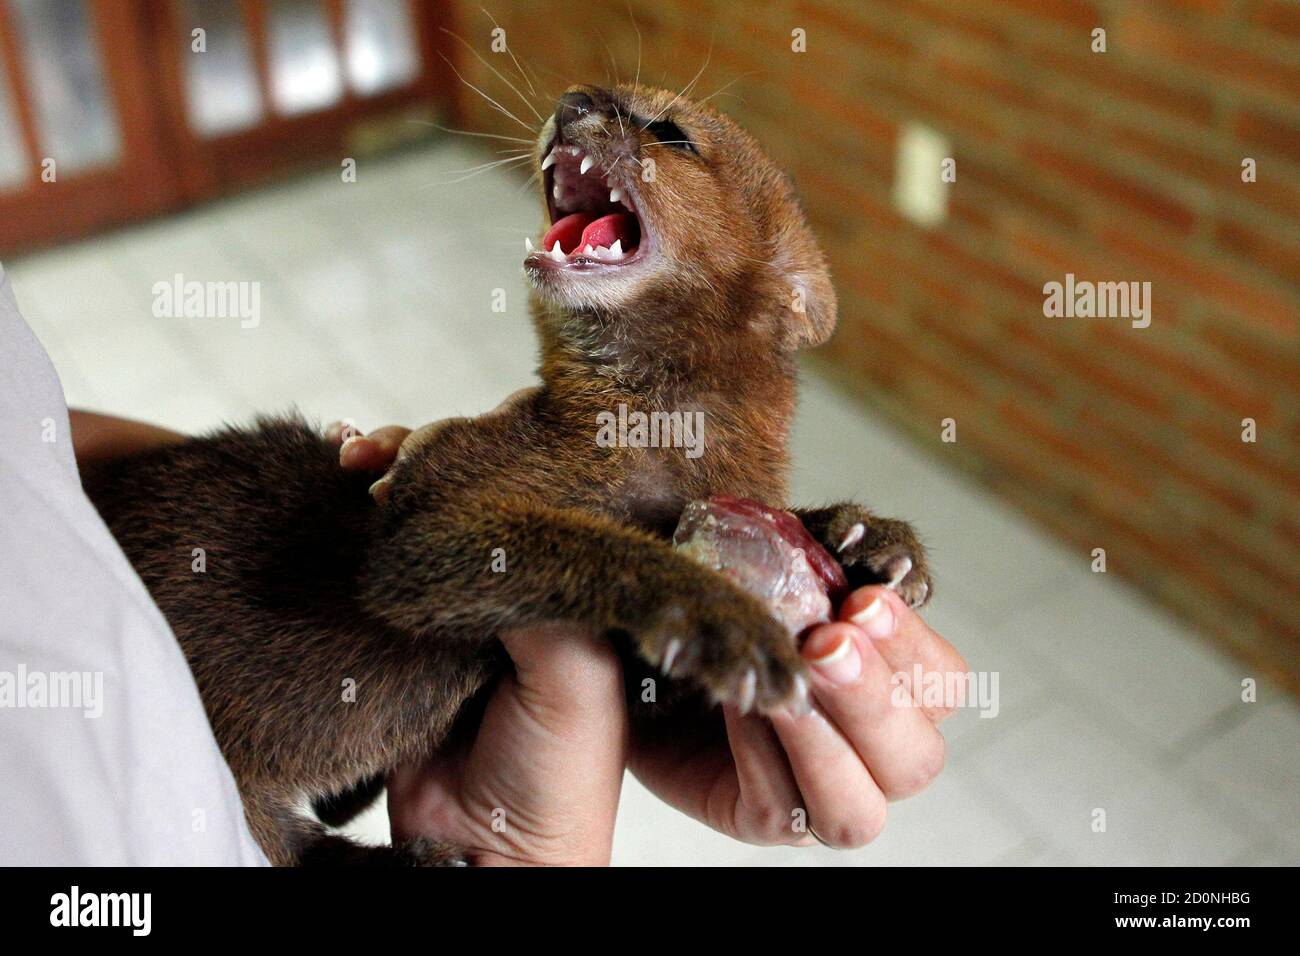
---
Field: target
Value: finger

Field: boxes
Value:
[719,707,812,846]
[767,700,888,849]
[497,621,621,729]
[465,623,627,865]
[339,425,412,471]
[839,586,969,723]
[797,621,946,801]
[323,420,363,445]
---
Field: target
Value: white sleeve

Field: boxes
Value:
[0,264,267,865]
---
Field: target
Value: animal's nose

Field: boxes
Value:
[554,90,599,136]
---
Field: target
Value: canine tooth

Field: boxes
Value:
[550,241,565,262]
[525,237,534,252]
[579,154,595,175]
[609,187,624,203]
[609,239,623,258]
[541,150,556,171]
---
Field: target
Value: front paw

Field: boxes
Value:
[633,575,810,715]
[818,505,932,609]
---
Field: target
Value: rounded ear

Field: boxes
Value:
[771,212,837,351]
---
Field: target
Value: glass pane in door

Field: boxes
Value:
[267,0,343,115]
[178,0,264,136]
[0,44,27,189]
[345,0,419,96]
[9,0,120,174]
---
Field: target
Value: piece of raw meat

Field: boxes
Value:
[673,496,848,639]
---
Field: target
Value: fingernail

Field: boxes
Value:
[368,477,391,502]
[339,435,366,466]
[803,630,861,685]
[850,597,895,640]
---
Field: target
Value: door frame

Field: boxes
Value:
[0,0,458,257]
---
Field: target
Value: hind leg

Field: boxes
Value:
[296,827,468,867]
[246,788,467,867]
[312,774,385,828]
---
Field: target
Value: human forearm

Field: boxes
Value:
[69,410,186,465]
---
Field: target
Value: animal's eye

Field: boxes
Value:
[645,119,699,154]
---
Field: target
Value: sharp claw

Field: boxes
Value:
[886,556,913,590]
[662,638,682,674]
[911,581,930,608]
[738,668,757,714]
[789,673,812,718]
[837,522,866,553]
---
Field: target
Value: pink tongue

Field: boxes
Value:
[542,212,593,254]
[539,211,639,256]
[579,212,637,251]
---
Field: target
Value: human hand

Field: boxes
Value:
[324,419,413,474]
[69,409,186,464]
[386,622,628,866]
[327,391,539,496]
[329,421,965,854]
[628,586,966,849]
[330,420,628,865]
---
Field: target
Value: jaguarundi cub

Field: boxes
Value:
[83,84,932,866]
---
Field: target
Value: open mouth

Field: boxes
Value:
[525,142,647,273]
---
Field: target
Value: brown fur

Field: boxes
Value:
[81,84,930,865]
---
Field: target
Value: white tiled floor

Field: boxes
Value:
[5,138,1295,866]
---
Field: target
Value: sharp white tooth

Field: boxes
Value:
[584,244,595,255]
[579,155,595,175]
[525,237,534,252]
[609,187,624,203]
[541,150,557,171]
[609,239,623,258]
[550,241,565,262]
[594,245,610,258]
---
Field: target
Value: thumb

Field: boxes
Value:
[498,622,623,730]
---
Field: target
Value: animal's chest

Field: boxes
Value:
[612,450,692,536]
[601,439,765,538]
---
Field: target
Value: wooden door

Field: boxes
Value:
[0,0,455,257]
[0,0,179,253]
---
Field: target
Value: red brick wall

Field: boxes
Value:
[447,0,1300,691]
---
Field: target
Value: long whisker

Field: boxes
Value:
[644,38,713,127]
[437,52,538,134]
[698,73,757,107]
[479,6,537,97]
[598,30,621,86]
[440,29,546,126]
[427,154,534,187]
[625,0,643,89]
[446,154,534,175]
[515,169,542,199]
[412,121,535,145]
